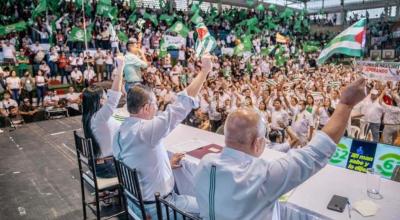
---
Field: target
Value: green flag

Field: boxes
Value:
[190,3,201,14]
[168,21,189,38]
[246,0,255,7]
[268,4,277,12]
[191,12,203,24]
[303,42,319,53]
[234,35,252,55]
[159,38,168,58]
[160,14,175,26]
[143,12,158,26]
[70,27,91,42]
[128,13,137,23]
[280,8,294,20]
[32,0,47,18]
[256,4,265,12]
[99,0,111,6]
[0,21,27,36]
[130,0,136,11]
[158,0,166,9]
[117,31,129,43]
[75,0,92,16]
[265,16,277,30]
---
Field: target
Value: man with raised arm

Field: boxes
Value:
[113,56,213,219]
[194,78,367,220]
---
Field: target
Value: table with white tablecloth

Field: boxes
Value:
[163,124,400,220]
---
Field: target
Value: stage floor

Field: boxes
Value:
[0,117,121,219]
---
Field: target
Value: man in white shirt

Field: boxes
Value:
[123,40,148,92]
[194,78,367,220]
[359,89,384,142]
[113,56,213,219]
[83,66,95,87]
[291,100,315,145]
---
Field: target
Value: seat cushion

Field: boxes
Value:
[82,172,119,190]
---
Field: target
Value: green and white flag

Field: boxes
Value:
[168,21,189,38]
[70,27,91,42]
[317,18,366,65]
[194,23,216,57]
[191,12,203,24]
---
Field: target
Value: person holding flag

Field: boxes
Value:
[123,33,149,92]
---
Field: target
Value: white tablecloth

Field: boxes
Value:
[164,125,400,220]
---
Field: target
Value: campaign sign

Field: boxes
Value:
[329,137,352,168]
[356,61,400,82]
[346,139,377,173]
[329,138,400,179]
[372,143,400,179]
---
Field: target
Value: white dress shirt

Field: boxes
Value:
[113,90,198,200]
[360,98,384,124]
[194,131,336,220]
[91,90,122,158]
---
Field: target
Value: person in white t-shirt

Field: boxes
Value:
[84,66,95,87]
[105,51,114,80]
[70,67,83,86]
[2,41,16,64]
[94,48,105,81]
[64,87,81,116]
[44,91,60,109]
[6,71,21,104]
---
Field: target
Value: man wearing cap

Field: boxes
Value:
[123,36,148,92]
[359,89,384,142]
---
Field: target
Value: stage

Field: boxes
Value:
[0,117,119,219]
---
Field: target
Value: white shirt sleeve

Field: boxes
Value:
[264,131,336,201]
[138,90,199,147]
[91,90,122,124]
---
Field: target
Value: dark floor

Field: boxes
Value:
[0,117,123,220]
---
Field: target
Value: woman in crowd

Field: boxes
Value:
[6,70,21,104]
[21,72,35,105]
[35,70,47,107]
[81,55,124,178]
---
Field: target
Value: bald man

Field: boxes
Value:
[194,78,367,220]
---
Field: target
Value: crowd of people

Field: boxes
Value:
[0,1,399,141]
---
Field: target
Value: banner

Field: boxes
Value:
[393,31,400,38]
[356,61,400,81]
[371,36,388,45]
[163,35,186,49]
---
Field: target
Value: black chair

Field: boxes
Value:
[155,192,200,220]
[392,165,400,182]
[73,131,123,219]
[114,158,148,220]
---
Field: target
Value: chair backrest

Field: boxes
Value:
[113,158,147,219]
[73,130,98,188]
[350,126,360,139]
[155,192,200,220]
[392,165,400,182]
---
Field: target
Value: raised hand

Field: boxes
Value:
[201,55,213,75]
[339,78,367,107]
[170,153,185,169]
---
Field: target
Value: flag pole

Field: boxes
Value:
[82,0,89,85]
[82,0,88,52]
